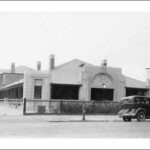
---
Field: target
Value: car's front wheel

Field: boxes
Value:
[137,111,146,122]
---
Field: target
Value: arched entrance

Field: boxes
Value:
[91,73,114,101]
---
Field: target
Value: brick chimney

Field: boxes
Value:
[37,61,41,71]
[49,54,55,70]
[11,63,15,73]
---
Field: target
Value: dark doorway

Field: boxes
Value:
[34,86,42,99]
[91,88,113,101]
[51,84,80,100]
[126,88,147,96]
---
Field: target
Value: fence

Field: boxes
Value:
[23,99,121,115]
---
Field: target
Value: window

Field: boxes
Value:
[134,97,150,104]
[34,86,42,99]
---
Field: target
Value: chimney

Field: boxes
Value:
[11,63,15,73]
[146,68,150,86]
[49,54,55,70]
[146,68,150,97]
[37,61,41,71]
[101,59,107,67]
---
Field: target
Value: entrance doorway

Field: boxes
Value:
[91,88,113,101]
[51,84,80,100]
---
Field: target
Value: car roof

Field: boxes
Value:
[121,95,150,101]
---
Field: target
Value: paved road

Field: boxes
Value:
[0,115,150,138]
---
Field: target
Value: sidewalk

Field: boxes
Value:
[47,114,122,122]
[0,114,122,123]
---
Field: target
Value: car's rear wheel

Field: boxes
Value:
[123,117,131,122]
[137,111,146,122]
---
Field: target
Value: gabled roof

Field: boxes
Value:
[51,59,93,85]
[53,59,93,70]
[15,66,35,73]
[125,76,147,89]
[0,66,35,74]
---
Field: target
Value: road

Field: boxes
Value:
[0,115,150,138]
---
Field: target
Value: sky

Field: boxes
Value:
[0,12,150,81]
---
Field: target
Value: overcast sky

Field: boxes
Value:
[0,12,150,81]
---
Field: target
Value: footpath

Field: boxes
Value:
[47,114,122,122]
[0,114,122,123]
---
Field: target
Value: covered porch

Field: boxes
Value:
[0,80,23,99]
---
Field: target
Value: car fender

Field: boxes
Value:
[118,109,129,115]
[134,108,146,116]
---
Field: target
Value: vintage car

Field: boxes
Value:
[118,95,150,122]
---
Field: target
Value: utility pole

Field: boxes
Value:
[82,104,86,121]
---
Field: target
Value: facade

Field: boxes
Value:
[0,55,149,102]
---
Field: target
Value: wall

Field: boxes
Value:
[51,59,87,85]
[79,65,126,102]
[23,71,50,100]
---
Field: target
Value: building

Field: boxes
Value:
[0,55,149,102]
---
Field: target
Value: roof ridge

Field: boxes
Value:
[54,59,93,70]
